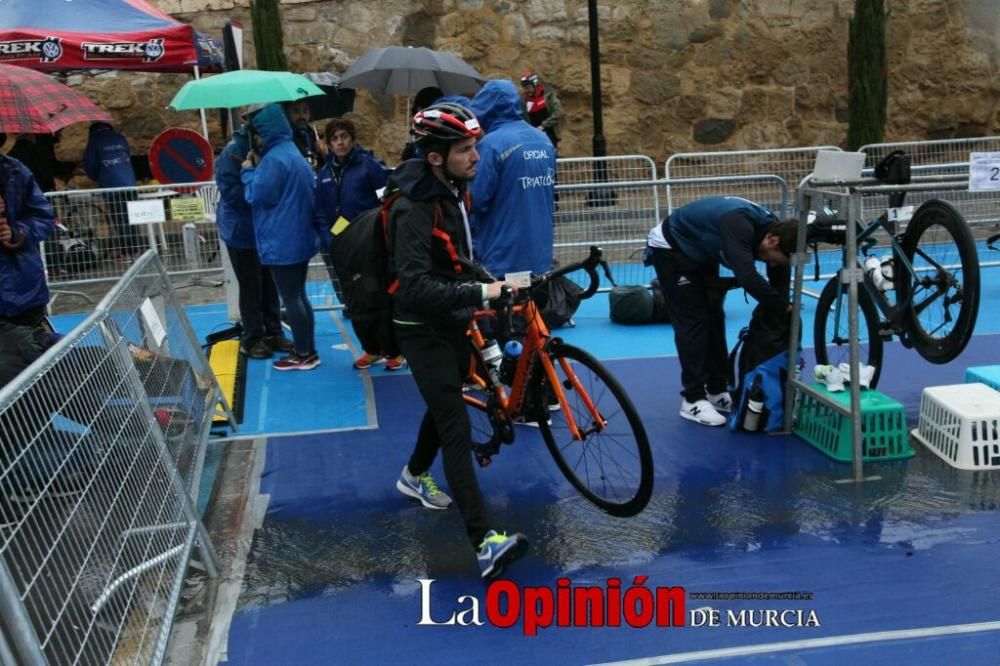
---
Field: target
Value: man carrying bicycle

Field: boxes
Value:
[386,102,528,578]
[646,196,797,426]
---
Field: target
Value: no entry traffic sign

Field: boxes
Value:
[149,128,214,184]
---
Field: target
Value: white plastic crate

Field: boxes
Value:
[911,383,1000,470]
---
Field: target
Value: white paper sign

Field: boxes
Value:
[886,205,914,223]
[139,297,167,348]
[504,271,532,288]
[127,199,166,225]
[968,152,1000,191]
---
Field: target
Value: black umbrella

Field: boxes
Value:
[302,72,356,122]
[338,46,486,96]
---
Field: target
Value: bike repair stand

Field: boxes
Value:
[786,182,881,485]
[788,170,973,484]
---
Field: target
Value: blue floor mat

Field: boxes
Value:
[223,333,1000,665]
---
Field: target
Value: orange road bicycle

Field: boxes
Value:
[462,246,653,517]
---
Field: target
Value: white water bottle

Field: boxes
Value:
[742,376,766,432]
[481,339,503,381]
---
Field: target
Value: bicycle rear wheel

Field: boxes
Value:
[813,276,884,388]
[896,199,980,363]
[533,342,653,517]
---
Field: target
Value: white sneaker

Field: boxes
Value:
[815,365,846,392]
[707,392,733,414]
[680,399,727,426]
[837,363,875,389]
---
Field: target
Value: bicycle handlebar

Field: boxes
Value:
[487,246,613,337]
[531,245,613,299]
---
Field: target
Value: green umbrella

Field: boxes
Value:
[168,69,325,110]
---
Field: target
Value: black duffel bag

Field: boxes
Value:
[609,285,654,324]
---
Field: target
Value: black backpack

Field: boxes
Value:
[329,196,399,357]
[727,305,800,432]
[328,191,459,356]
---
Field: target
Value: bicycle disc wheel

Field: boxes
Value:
[534,342,653,517]
[896,199,980,364]
[814,277,884,388]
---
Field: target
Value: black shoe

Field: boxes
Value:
[240,340,273,359]
[263,335,294,352]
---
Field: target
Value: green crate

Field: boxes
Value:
[793,383,914,462]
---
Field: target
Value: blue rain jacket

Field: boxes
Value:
[83,124,137,188]
[0,154,56,317]
[214,125,255,250]
[313,144,389,249]
[240,104,317,266]
[469,80,555,276]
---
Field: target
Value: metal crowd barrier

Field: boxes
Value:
[45,182,222,289]
[44,138,1000,311]
[859,137,1000,231]
[664,145,843,212]
[0,251,229,665]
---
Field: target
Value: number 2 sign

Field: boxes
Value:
[969,152,1000,191]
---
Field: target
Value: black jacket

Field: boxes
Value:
[387,159,493,329]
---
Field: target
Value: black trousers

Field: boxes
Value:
[650,246,729,401]
[225,245,283,344]
[396,321,491,550]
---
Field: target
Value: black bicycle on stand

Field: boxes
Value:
[807,196,981,389]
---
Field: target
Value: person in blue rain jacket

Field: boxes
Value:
[214,124,291,360]
[468,79,555,277]
[240,103,319,371]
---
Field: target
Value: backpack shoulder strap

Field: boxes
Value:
[381,191,403,295]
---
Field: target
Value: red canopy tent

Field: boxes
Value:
[0,0,222,73]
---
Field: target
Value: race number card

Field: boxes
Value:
[968,152,1000,191]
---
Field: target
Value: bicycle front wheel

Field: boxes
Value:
[534,342,653,517]
[814,276,884,388]
[896,199,980,363]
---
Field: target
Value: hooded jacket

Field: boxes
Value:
[387,159,493,329]
[83,123,137,189]
[469,80,555,277]
[661,196,788,311]
[240,104,318,266]
[313,144,389,249]
[214,125,255,250]
[1,154,56,317]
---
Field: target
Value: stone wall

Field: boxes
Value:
[32,0,1000,184]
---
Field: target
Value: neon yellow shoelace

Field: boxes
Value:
[482,532,508,547]
[418,474,442,496]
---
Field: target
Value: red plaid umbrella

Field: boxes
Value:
[0,63,112,134]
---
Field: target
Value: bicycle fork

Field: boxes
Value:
[537,343,607,442]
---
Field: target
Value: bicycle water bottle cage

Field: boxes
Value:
[874,150,911,185]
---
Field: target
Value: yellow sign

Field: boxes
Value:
[169,197,206,222]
